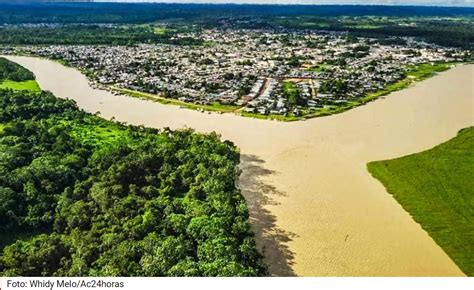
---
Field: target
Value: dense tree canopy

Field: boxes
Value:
[0,26,203,46]
[0,3,472,25]
[0,3,472,48]
[0,57,35,82]
[0,87,266,276]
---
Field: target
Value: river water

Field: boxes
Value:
[5,55,473,276]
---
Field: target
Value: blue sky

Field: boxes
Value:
[96,0,474,7]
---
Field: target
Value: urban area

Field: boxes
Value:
[9,27,469,117]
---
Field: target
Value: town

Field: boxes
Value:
[11,27,469,118]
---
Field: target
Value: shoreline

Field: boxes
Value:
[1,51,462,122]
[80,61,465,122]
[4,55,472,276]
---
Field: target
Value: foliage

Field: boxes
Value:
[0,26,202,46]
[286,56,301,68]
[0,80,40,92]
[0,3,472,25]
[406,63,453,79]
[319,79,349,96]
[0,57,35,82]
[368,127,474,276]
[282,81,305,108]
[0,4,472,48]
[0,88,266,276]
[113,87,240,113]
[274,16,474,49]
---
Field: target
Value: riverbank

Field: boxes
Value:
[0,56,40,92]
[111,62,459,122]
[3,51,460,121]
[111,86,240,113]
[368,127,474,276]
[4,55,473,276]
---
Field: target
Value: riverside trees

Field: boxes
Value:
[0,87,266,276]
[0,57,35,82]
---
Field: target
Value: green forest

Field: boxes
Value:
[0,57,35,82]
[0,26,203,46]
[0,3,472,48]
[274,16,474,49]
[0,61,266,276]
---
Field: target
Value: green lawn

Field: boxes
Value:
[0,80,40,92]
[368,127,474,276]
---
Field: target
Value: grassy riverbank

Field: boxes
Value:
[111,87,241,113]
[113,62,456,122]
[361,62,457,103]
[5,51,457,121]
[368,127,474,276]
[299,62,456,120]
[4,51,458,121]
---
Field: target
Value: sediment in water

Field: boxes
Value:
[5,55,473,276]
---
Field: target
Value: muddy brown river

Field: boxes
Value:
[5,56,473,276]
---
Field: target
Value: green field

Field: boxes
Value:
[62,117,132,148]
[368,127,474,276]
[0,80,40,92]
[240,111,301,122]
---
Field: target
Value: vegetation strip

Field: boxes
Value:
[0,57,40,92]
[368,127,474,276]
[112,62,455,122]
[111,87,240,113]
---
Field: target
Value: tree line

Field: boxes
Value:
[0,26,203,46]
[0,3,472,24]
[276,17,474,50]
[0,57,35,82]
[0,78,266,276]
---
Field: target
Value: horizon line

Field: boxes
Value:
[1,1,473,8]
[91,0,474,8]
